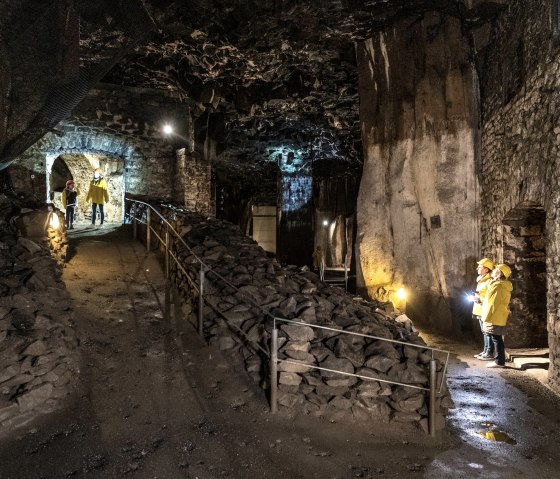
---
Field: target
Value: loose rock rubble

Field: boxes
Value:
[146,203,451,431]
[0,197,78,434]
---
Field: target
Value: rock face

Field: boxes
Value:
[143,202,450,430]
[477,0,560,392]
[355,14,480,333]
[0,197,79,435]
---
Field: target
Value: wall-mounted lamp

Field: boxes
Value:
[392,287,408,313]
[163,124,174,135]
[45,204,60,231]
[322,219,329,226]
[396,287,407,301]
[49,211,59,229]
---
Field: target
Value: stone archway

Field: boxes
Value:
[502,202,547,348]
[36,129,134,224]
[47,152,124,225]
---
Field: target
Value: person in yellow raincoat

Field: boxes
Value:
[481,263,513,368]
[473,257,495,360]
[86,168,109,227]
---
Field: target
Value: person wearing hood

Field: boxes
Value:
[473,257,495,360]
[481,263,513,368]
[86,168,109,227]
[61,179,80,230]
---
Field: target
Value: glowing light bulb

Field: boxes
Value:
[396,287,407,300]
[49,213,59,229]
[163,124,173,135]
[322,220,329,226]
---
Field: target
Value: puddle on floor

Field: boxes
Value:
[477,422,516,444]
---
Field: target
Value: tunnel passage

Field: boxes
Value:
[502,202,547,348]
[48,153,124,224]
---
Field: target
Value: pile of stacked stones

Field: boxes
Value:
[0,197,78,433]
[150,204,450,431]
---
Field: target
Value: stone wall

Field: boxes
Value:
[477,0,560,391]
[13,84,195,208]
[355,14,480,333]
[175,148,215,216]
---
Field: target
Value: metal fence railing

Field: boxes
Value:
[125,198,451,436]
[270,318,450,437]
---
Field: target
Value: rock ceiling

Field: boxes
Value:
[1,0,506,176]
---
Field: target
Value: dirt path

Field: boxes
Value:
[0,226,452,479]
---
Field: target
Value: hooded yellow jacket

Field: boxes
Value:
[86,178,109,205]
[481,279,513,326]
[472,272,492,317]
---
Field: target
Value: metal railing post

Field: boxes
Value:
[146,208,151,251]
[198,264,205,337]
[165,227,170,279]
[270,327,278,413]
[132,203,138,240]
[429,359,437,437]
[173,286,181,323]
[164,281,171,322]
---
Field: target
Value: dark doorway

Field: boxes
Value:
[502,202,547,348]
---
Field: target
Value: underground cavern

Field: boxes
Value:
[2,1,560,478]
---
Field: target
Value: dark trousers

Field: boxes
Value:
[65,205,75,227]
[477,316,495,355]
[490,334,505,365]
[92,203,104,224]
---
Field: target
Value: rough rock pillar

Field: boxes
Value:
[355,14,480,332]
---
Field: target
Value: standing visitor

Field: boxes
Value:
[482,263,513,368]
[473,257,495,360]
[61,179,80,230]
[86,168,109,228]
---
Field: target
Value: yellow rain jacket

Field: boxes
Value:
[472,272,492,317]
[481,279,513,327]
[86,178,109,205]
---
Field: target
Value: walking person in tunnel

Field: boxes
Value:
[473,257,495,360]
[86,168,109,228]
[482,263,513,368]
[61,179,80,230]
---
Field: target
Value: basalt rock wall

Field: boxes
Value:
[0,198,79,435]
[355,14,480,333]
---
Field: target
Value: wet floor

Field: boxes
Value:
[422,331,560,479]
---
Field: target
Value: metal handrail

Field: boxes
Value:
[126,198,450,436]
[125,198,273,356]
[126,213,199,291]
[273,317,449,391]
[270,317,450,437]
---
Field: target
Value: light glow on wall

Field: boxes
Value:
[281,175,312,212]
[266,145,306,174]
[396,287,407,300]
